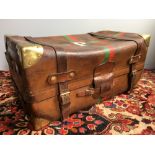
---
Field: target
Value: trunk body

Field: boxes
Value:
[5,30,150,130]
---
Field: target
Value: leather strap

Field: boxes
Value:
[56,49,71,120]
[76,75,113,98]
[25,37,70,120]
[88,32,142,91]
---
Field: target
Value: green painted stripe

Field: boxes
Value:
[64,35,73,42]
[102,47,110,64]
[64,35,100,44]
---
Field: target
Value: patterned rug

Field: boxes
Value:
[0,70,155,135]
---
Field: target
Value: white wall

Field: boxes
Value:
[0,19,155,70]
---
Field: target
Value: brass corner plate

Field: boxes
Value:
[141,34,151,47]
[16,43,44,69]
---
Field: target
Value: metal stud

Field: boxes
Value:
[51,76,57,82]
[69,72,75,78]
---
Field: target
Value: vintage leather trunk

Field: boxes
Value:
[5,30,151,130]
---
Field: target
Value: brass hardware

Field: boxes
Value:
[60,91,70,96]
[16,43,44,69]
[129,69,137,78]
[60,91,70,105]
[69,72,75,78]
[141,34,151,47]
[85,88,95,96]
[132,69,137,75]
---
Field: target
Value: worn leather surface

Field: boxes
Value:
[5,30,148,130]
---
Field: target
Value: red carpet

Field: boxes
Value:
[0,70,155,135]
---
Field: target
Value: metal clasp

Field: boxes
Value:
[60,91,70,96]
[73,42,87,46]
[132,69,137,75]
[60,91,70,106]
[85,88,95,96]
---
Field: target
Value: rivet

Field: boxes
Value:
[51,76,57,82]
[69,72,75,78]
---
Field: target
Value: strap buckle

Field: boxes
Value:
[60,91,70,106]
[130,69,137,77]
[129,54,141,64]
[85,88,95,96]
[128,69,137,91]
[131,69,137,76]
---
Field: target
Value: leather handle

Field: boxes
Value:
[76,61,115,98]
[89,32,143,92]
[47,70,76,85]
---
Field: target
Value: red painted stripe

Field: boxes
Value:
[68,35,79,42]
[107,46,115,61]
